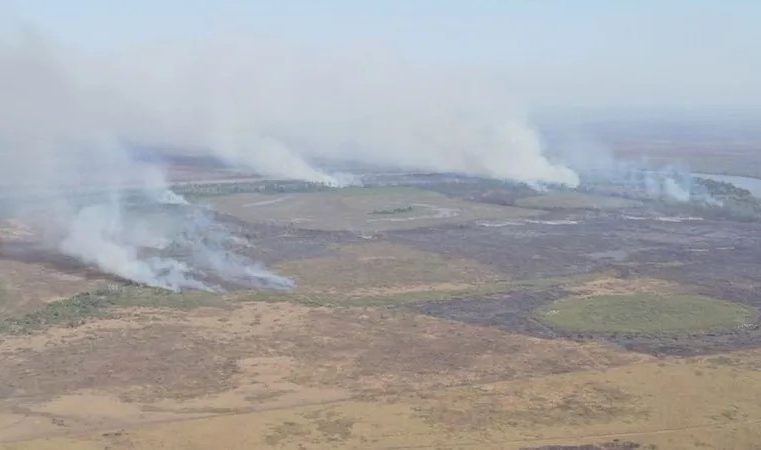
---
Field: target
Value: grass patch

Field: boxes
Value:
[296,287,500,308]
[0,285,223,334]
[211,186,539,232]
[276,242,500,293]
[537,293,758,335]
[235,288,481,308]
[264,421,309,446]
[175,180,331,199]
[238,275,582,308]
[235,285,468,308]
[416,382,644,431]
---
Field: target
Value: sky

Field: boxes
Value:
[3,0,761,110]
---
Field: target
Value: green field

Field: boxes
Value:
[0,285,223,334]
[537,293,758,334]
[210,186,540,232]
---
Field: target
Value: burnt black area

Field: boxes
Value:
[412,289,761,357]
[0,207,362,292]
[391,213,761,305]
[7,177,761,355]
[212,212,362,265]
[388,213,650,279]
[0,241,117,282]
[129,203,362,268]
[413,289,568,340]
[403,212,761,356]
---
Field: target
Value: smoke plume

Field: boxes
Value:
[0,30,577,290]
[0,33,293,291]
[82,34,578,187]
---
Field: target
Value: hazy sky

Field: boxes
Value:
[4,0,760,110]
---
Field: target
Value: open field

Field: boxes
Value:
[0,285,223,334]
[537,293,758,335]
[4,346,761,449]
[3,174,761,448]
[0,293,644,443]
[275,241,501,294]
[0,260,104,319]
[209,186,541,232]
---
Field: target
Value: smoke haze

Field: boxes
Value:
[0,28,584,289]
[0,31,582,188]
[96,35,579,187]
[1,0,757,289]
[0,33,297,291]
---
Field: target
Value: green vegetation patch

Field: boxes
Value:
[210,186,539,232]
[236,286,497,308]
[240,276,583,309]
[276,242,500,292]
[537,293,757,335]
[175,180,331,200]
[0,285,223,334]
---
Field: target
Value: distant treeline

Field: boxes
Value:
[175,180,331,198]
[689,177,761,220]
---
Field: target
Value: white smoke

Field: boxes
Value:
[92,35,578,187]
[2,32,578,187]
[60,199,209,292]
[0,32,292,292]
[0,29,578,290]
[646,172,691,202]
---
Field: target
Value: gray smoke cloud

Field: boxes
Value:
[0,30,578,290]
[0,32,293,291]
[547,130,717,204]
[57,193,295,292]
[1,32,579,187]
[80,34,579,187]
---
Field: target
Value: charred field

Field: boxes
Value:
[396,211,761,356]
[2,172,761,449]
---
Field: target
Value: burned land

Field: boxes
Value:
[2,172,761,449]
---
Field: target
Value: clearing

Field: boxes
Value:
[537,293,758,335]
[209,186,540,232]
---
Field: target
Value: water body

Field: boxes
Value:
[696,173,761,198]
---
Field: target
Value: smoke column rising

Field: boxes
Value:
[92,34,579,187]
[0,30,578,290]
[0,33,293,291]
